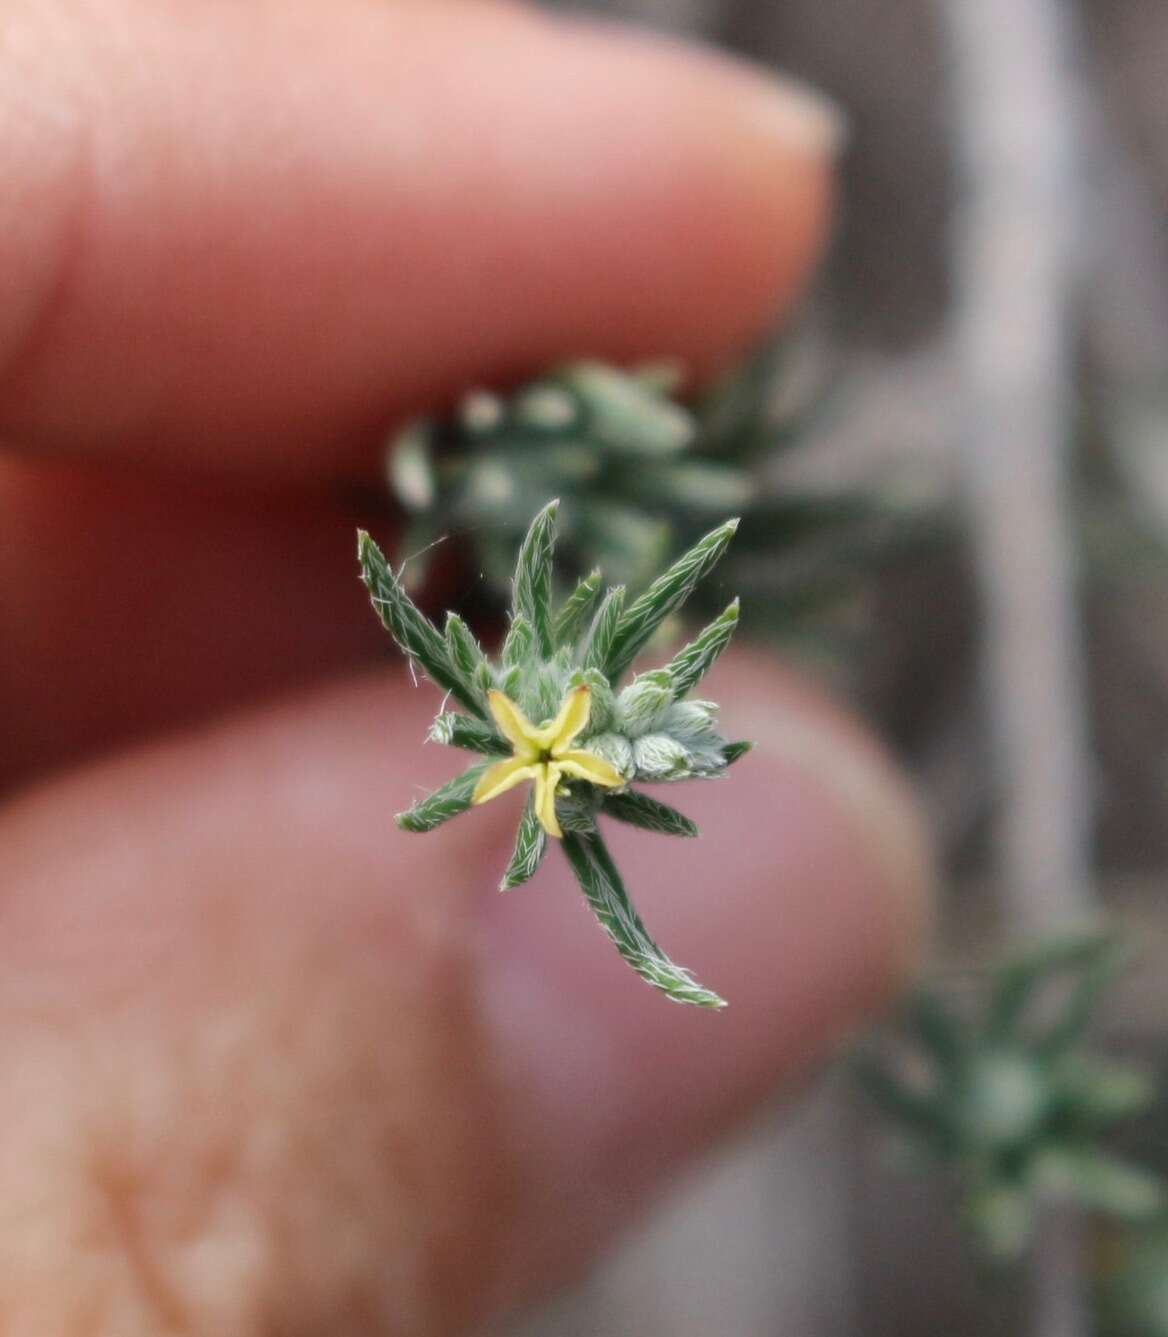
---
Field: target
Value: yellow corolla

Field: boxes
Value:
[471,684,624,838]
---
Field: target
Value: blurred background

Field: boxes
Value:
[498,0,1168,1332]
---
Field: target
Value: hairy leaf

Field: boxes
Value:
[500,798,548,890]
[554,567,603,646]
[444,613,490,699]
[605,518,739,680]
[396,762,488,833]
[602,790,698,838]
[582,586,625,671]
[357,531,484,717]
[722,741,754,766]
[512,499,559,656]
[502,615,536,670]
[562,828,724,1007]
[662,599,740,698]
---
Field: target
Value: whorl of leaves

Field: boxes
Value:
[360,504,746,1008]
[854,929,1163,1262]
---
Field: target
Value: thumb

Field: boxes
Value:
[0,653,930,1334]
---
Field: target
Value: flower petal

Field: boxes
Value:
[557,749,625,789]
[543,684,592,754]
[486,689,540,759]
[533,763,564,839]
[472,757,537,806]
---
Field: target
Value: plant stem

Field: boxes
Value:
[941,0,1093,1331]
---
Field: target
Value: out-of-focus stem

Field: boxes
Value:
[941,0,1093,1332]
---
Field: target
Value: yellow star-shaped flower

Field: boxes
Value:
[471,684,624,838]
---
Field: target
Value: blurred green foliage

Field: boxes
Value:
[1098,1225,1168,1336]
[856,932,1163,1264]
[384,346,928,646]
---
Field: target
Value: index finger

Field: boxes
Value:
[0,0,839,476]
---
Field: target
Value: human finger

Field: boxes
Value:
[1,0,839,474]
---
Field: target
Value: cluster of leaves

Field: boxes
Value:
[855,931,1163,1263]
[357,500,750,1007]
[385,349,914,642]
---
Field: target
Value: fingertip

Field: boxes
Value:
[0,0,839,469]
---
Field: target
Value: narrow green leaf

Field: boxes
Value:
[473,661,494,701]
[605,519,739,680]
[512,499,559,656]
[395,762,488,833]
[558,800,601,834]
[661,599,740,698]
[500,798,548,890]
[561,828,725,1007]
[582,586,625,671]
[722,741,753,766]
[444,613,489,697]
[502,615,535,669]
[602,790,698,838]
[357,531,485,718]
[429,713,508,755]
[554,567,603,646]
[1060,1058,1155,1127]
[985,929,1118,1045]
[1035,940,1126,1062]
[1036,1148,1165,1221]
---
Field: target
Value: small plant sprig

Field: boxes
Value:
[855,931,1163,1262]
[384,351,916,647]
[387,360,743,594]
[357,500,751,1008]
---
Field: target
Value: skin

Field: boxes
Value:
[0,1,934,1333]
